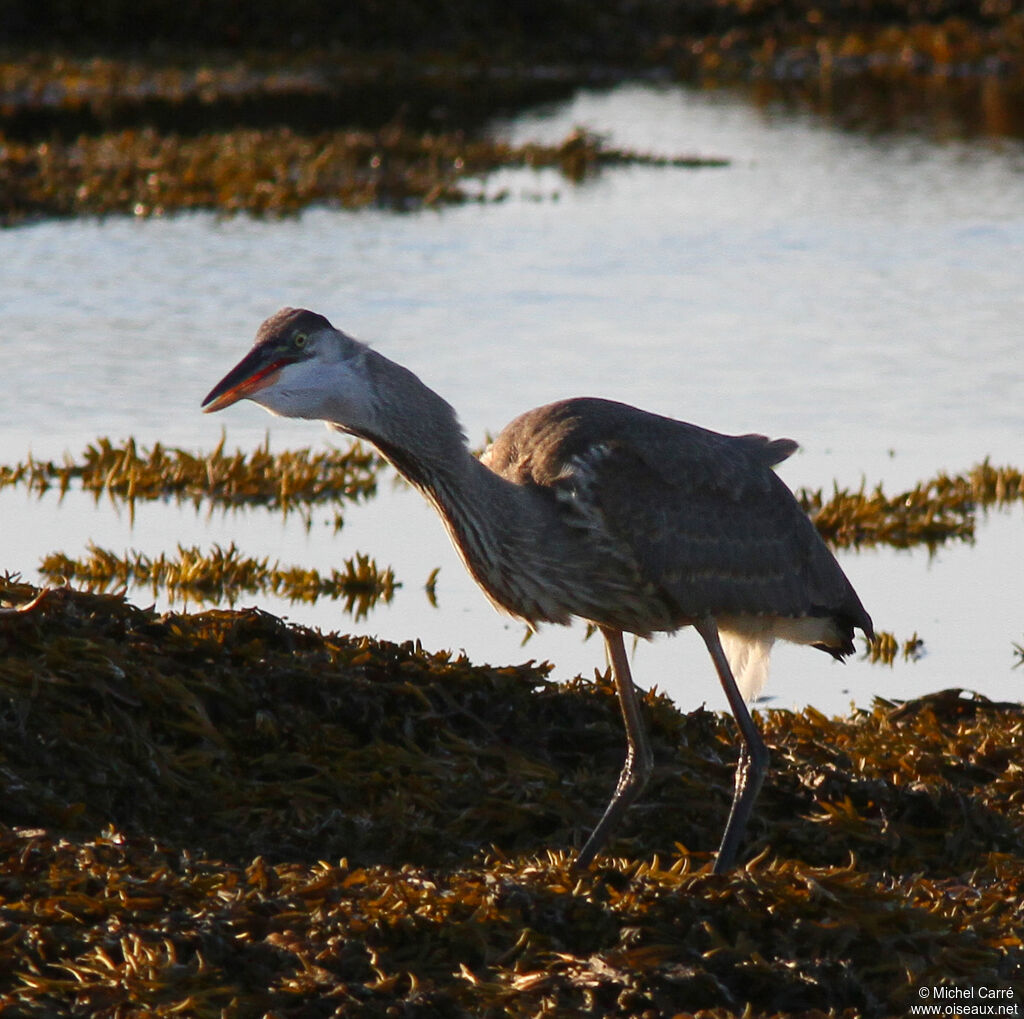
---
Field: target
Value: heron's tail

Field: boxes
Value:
[719,629,775,703]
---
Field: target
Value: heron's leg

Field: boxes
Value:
[573,626,654,871]
[694,615,770,873]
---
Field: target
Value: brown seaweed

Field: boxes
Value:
[0,125,726,224]
[0,434,383,525]
[5,441,1020,552]
[799,460,1024,551]
[38,542,397,617]
[0,580,1021,1015]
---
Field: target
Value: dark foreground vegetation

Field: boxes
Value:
[1,578,1022,1016]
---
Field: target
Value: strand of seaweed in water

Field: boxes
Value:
[797,460,1024,551]
[39,542,397,619]
[0,434,384,524]
[0,126,728,223]
[2,440,1020,550]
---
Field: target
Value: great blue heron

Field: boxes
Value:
[202,307,873,872]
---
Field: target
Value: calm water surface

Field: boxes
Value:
[1,83,1022,714]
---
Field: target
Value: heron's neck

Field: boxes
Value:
[345,349,555,621]
[349,348,477,494]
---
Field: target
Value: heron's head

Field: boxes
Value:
[202,308,375,427]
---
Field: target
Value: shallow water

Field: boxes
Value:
[1,83,1021,714]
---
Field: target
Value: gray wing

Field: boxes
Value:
[487,398,869,633]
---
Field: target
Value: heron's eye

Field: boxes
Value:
[293,332,308,349]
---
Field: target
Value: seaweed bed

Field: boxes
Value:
[1,577,1022,1016]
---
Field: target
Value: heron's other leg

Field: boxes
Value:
[573,626,654,871]
[694,615,770,874]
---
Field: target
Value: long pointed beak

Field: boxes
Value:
[201,347,289,413]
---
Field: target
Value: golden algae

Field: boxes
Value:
[39,542,397,617]
[0,125,726,224]
[5,441,1019,549]
[798,461,1024,551]
[0,434,383,522]
[1,581,1022,1015]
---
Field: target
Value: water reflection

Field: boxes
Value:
[744,73,1024,142]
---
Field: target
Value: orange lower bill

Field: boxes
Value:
[202,363,283,413]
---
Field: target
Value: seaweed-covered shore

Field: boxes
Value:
[1,579,1022,1016]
